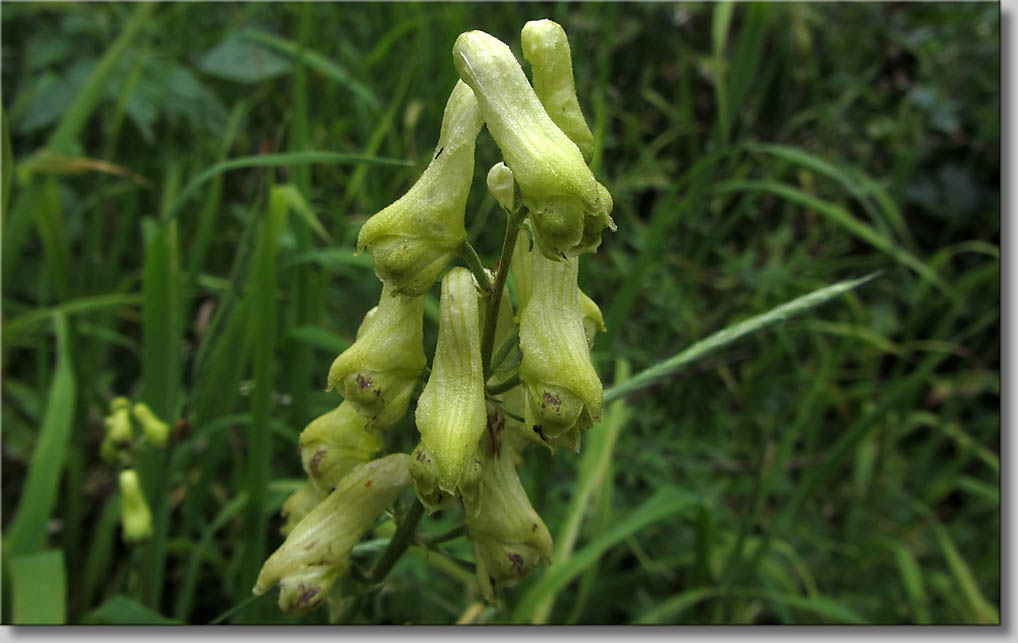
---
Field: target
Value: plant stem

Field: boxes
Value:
[460,240,493,292]
[416,523,467,546]
[486,373,521,396]
[367,499,425,584]
[480,210,525,376]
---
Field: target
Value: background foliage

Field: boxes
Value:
[1,1,999,625]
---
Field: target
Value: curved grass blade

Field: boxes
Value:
[163,151,411,226]
[511,485,705,623]
[3,293,142,338]
[713,179,955,301]
[3,313,75,557]
[605,273,879,404]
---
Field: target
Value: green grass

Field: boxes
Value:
[1,2,999,625]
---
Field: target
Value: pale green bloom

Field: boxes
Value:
[327,282,426,430]
[414,267,486,493]
[280,482,327,537]
[521,19,595,163]
[463,432,552,603]
[517,233,602,451]
[453,30,614,260]
[101,397,133,463]
[357,80,483,297]
[299,402,383,493]
[254,454,411,615]
[132,402,169,448]
[119,469,153,542]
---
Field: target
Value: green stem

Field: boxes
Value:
[486,373,521,396]
[367,500,425,583]
[459,240,493,292]
[417,523,467,546]
[480,210,525,376]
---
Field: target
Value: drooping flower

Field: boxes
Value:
[453,30,614,260]
[521,19,595,164]
[414,267,486,494]
[357,80,484,297]
[119,469,153,542]
[253,454,411,614]
[327,282,426,430]
[299,402,383,493]
[463,430,552,603]
[132,402,169,448]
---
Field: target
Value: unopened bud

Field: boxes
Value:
[357,81,483,296]
[119,469,153,542]
[132,402,169,448]
[453,30,614,260]
[463,432,552,603]
[415,268,486,493]
[521,19,595,163]
[327,283,426,430]
[486,162,515,213]
[300,402,382,493]
[254,454,412,614]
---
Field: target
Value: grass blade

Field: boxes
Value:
[83,595,182,625]
[605,273,879,403]
[3,313,75,557]
[511,485,705,623]
[713,179,955,301]
[164,151,411,226]
[10,550,66,624]
[3,293,142,338]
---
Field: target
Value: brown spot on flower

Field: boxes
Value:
[416,450,427,462]
[508,553,524,571]
[364,480,373,488]
[356,374,373,391]
[297,586,320,607]
[531,523,538,532]
[533,425,547,441]
[542,391,562,414]
[310,449,325,473]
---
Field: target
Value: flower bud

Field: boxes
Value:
[486,162,515,213]
[299,402,383,493]
[415,267,486,493]
[357,80,483,297]
[132,402,169,448]
[327,283,427,430]
[254,454,412,614]
[578,288,606,348]
[101,397,134,463]
[280,482,327,537]
[463,431,553,603]
[453,30,614,260]
[119,469,153,542]
[517,236,602,452]
[521,19,595,163]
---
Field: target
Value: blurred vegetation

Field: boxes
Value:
[1,1,999,625]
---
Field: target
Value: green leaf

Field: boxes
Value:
[10,550,66,624]
[199,38,292,84]
[83,595,181,625]
[512,485,706,623]
[4,313,75,557]
[2,293,142,339]
[285,325,350,355]
[605,273,878,403]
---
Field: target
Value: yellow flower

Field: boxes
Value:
[327,282,426,430]
[357,80,483,296]
[119,469,153,542]
[132,402,169,448]
[299,402,382,493]
[453,30,614,260]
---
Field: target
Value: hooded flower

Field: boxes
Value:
[357,80,484,297]
[453,30,614,260]
[101,397,133,462]
[132,402,169,448]
[463,430,553,603]
[280,482,327,537]
[253,453,411,615]
[414,267,486,494]
[516,230,603,452]
[327,282,426,430]
[119,469,153,542]
[521,19,595,164]
[299,402,383,493]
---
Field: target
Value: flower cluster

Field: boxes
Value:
[256,19,613,614]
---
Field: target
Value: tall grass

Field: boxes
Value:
[1,2,999,624]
